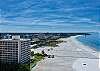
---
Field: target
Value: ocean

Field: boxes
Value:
[76,32,100,51]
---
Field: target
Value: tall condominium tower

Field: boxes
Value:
[0,36,30,64]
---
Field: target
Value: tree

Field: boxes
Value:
[31,51,34,56]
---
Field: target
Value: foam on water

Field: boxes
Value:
[76,32,100,51]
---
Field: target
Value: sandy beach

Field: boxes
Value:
[31,36,99,71]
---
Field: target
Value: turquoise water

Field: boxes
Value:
[77,32,100,51]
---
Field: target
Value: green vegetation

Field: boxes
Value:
[30,40,64,69]
[0,51,45,71]
[0,63,30,71]
[32,39,64,49]
[31,51,34,56]
[30,53,45,68]
[45,40,64,47]
[30,38,64,69]
[18,64,30,71]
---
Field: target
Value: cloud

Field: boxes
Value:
[0,0,100,32]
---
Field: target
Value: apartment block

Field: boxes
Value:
[0,36,30,64]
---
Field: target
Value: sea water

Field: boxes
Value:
[77,32,100,51]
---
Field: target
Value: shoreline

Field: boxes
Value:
[76,35,100,52]
[31,36,99,71]
[73,36,100,69]
[70,36,99,57]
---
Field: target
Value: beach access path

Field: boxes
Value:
[31,36,99,71]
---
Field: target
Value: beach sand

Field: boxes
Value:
[31,36,99,71]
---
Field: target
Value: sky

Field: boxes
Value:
[0,0,100,33]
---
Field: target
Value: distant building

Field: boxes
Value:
[0,36,30,64]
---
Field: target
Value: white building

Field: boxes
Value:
[0,36,30,64]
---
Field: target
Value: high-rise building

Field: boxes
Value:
[0,36,30,64]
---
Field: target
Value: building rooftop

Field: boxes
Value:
[0,39,30,41]
[0,35,30,41]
